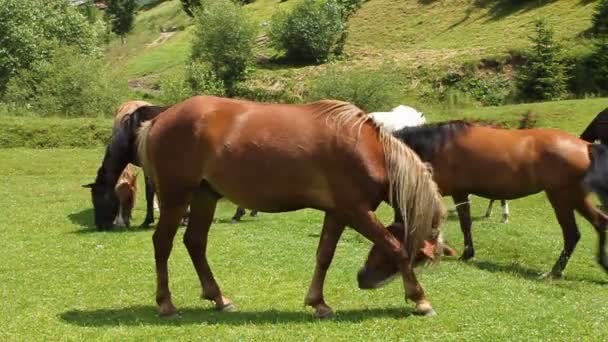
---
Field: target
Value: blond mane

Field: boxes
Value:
[113,100,153,129]
[307,99,446,261]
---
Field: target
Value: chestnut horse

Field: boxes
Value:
[368,106,510,223]
[137,96,446,317]
[113,163,139,227]
[358,121,608,286]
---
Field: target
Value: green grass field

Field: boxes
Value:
[2,134,608,339]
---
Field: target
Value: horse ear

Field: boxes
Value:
[82,183,94,188]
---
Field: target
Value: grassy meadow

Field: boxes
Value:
[2,97,608,340]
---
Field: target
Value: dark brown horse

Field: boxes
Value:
[137,96,447,317]
[580,108,608,145]
[83,101,256,230]
[357,121,608,287]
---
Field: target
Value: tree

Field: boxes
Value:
[592,0,608,35]
[516,19,568,101]
[191,0,257,92]
[105,0,137,44]
[0,0,100,92]
[181,0,201,17]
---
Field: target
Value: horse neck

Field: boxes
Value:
[96,145,128,188]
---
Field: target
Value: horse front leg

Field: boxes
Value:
[453,194,474,260]
[141,175,155,228]
[304,213,345,318]
[183,188,235,311]
[153,197,189,316]
[545,191,580,278]
[230,206,246,224]
[351,209,434,316]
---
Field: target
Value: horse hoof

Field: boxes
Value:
[217,302,237,312]
[414,302,436,316]
[313,306,334,319]
[539,271,562,280]
[158,303,179,318]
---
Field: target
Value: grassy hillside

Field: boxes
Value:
[106,0,599,84]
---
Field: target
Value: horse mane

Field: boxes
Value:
[393,120,474,162]
[305,99,446,261]
[113,101,153,129]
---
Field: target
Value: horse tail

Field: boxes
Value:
[379,130,447,264]
[137,120,155,185]
[584,143,608,206]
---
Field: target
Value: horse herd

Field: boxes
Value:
[83,97,608,318]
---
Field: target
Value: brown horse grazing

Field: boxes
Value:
[113,164,139,227]
[358,121,608,286]
[137,96,447,317]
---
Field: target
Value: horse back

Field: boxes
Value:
[144,96,388,212]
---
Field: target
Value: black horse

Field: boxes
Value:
[580,108,608,145]
[83,105,258,230]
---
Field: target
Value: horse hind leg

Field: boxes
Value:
[153,189,190,317]
[230,206,246,224]
[454,194,475,260]
[183,186,235,311]
[501,200,509,224]
[544,191,581,278]
[304,213,345,318]
[574,196,608,273]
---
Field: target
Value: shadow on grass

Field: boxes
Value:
[67,208,156,234]
[471,260,608,285]
[60,306,411,327]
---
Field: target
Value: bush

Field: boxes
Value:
[0,0,101,92]
[516,19,568,102]
[158,61,226,104]
[441,72,512,106]
[592,0,608,35]
[270,0,346,63]
[306,65,401,112]
[3,47,126,117]
[191,0,257,92]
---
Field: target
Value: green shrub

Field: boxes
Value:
[306,65,401,112]
[186,61,226,96]
[270,0,346,63]
[3,47,126,117]
[441,72,512,106]
[0,0,101,92]
[157,73,192,105]
[516,19,568,102]
[191,0,257,92]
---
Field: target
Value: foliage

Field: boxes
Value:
[592,0,608,35]
[516,19,568,102]
[0,0,101,92]
[3,47,126,117]
[105,0,138,43]
[306,65,401,112]
[191,0,257,92]
[180,0,201,16]
[337,0,366,19]
[269,0,346,63]
[589,37,608,92]
[158,61,226,104]
[440,72,512,106]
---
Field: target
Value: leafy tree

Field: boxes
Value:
[0,0,100,92]
[105,0,137,44]
[589,37,608,92]
[592,0,608,35]
[516,19,568,101]
[191,0,257,92]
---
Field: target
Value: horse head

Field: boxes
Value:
[82,167,120,230]
[357,223,456,289]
